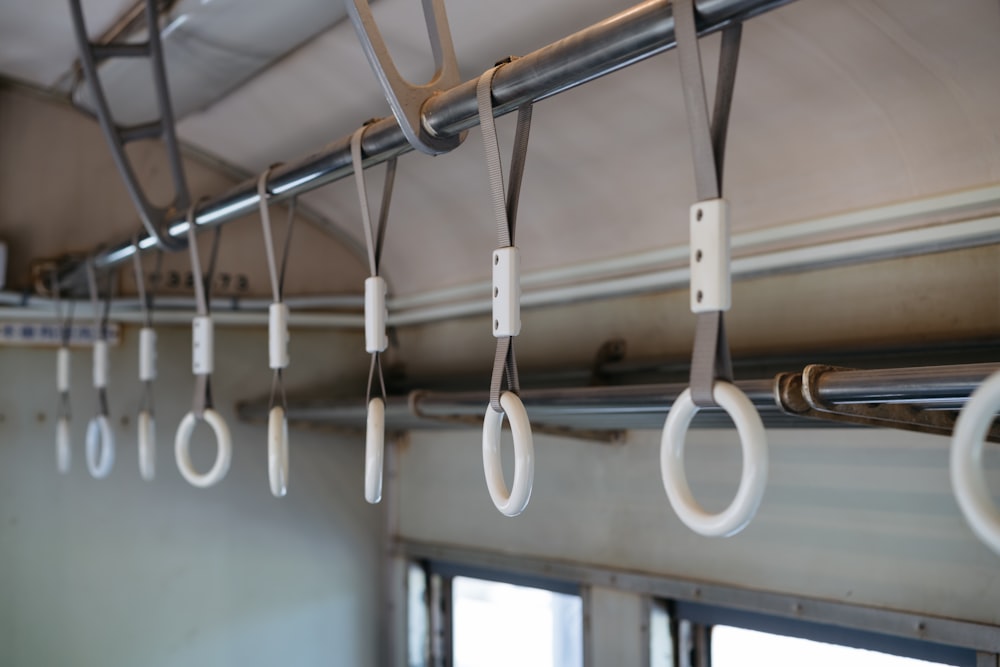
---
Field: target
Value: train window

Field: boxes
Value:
[672,601,977,667]
[451,576,583,667]
[712,626,954,667]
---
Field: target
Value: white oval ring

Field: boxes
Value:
[85,415,116,479]
[951,370,1000,556]
[138,410,156,481]
[268,406,289,498]
[365,397,385,504]
[56,417,72,474]
[482,391,534,517]
[175,409,232,488]
[660,382,768,537]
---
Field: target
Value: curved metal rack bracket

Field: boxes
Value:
[775,365,1000,442]
[346,0,464,155]
[68,0,190,250]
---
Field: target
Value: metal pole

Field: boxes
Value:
[814,363,1000,406]
[66,0,795,288]
[236,364,1000,431]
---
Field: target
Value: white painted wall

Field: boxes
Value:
[0,325,381,666]
[397,425,1000,627]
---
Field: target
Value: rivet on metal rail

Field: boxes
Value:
[345,0,465,154]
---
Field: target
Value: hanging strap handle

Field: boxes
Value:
[174,204,232,489]
[132,235,160,481]
[186,203,221,417]
[351,122,398,505]
[673,0,742,408]
[478,60,533,413]
[659,1,767,538]
[257,166,297,498]
[477,61,536,518]
[84,260,116,479]
[52,271,74,474]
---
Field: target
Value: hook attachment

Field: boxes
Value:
[346,0,464,154]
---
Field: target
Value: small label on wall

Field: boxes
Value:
[0,322,120,347]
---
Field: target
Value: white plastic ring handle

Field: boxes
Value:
[268,406,289,498]
[950,370,1000,556]
[482,391,534,517]
[365,397,385,504]
[174,409,232,488]
[660,382,768,537]
[56,417,71,474]
[85,415,116,479]
[138,410,155,481]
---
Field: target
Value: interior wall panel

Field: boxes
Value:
[0,325,379,667]
[397,425,1000,627]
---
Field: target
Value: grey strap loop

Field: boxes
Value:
[351,123,398,404]
[477,62,532,247]
[490,336,520,411]
[673,0,742,407]
[186,203,221,416]
[351,123,397,277]
[690,311,733,405]
[52,273,75,348]
[477,62,533,412]
[186,203,220,320]
[131,233,158,329]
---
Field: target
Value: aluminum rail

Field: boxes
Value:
[815,363,1000,407]
[62,0,794,289]
[236,363,1000,432]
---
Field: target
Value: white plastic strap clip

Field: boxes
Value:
[139,327,157,382]
[57,346,71,394]
[364,276,388,353]
[92,340,109,389]
[492,247,521,338]
[269,303,290,369]
[690,199,731,313]
[192,315,214,375]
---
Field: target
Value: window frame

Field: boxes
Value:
[677,600,978,667]
[399,540,1000,667]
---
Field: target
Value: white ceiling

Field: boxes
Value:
[1,0,998,299]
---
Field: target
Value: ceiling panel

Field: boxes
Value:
[0,0,134,87]
[3,0,998,301]
[174,0,1000,298]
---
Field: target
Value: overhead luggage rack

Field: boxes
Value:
[57,0,795,290]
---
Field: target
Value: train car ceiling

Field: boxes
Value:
[0,0,999,663]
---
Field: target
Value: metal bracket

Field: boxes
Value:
[346,0,464,155]
[774,365,1000,442]
[68,0,189,251]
